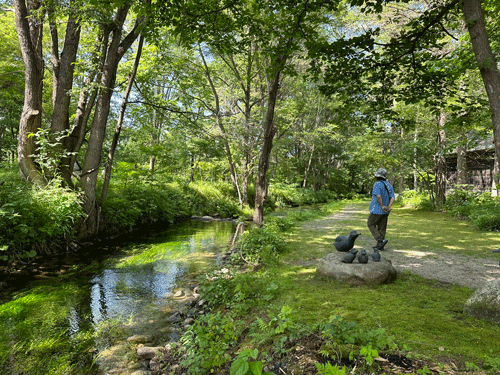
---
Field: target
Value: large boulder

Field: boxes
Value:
[316,250,397,286]
[464,279,500,323]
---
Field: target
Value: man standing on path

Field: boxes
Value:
[367,167,395,250]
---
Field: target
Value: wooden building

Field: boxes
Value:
[445,139,495,192]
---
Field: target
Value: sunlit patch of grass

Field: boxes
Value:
[290,202,500,258]
[388,209,500,257]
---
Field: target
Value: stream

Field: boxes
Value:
[0,218,238,375]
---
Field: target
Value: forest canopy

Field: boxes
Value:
[1,0,499,242]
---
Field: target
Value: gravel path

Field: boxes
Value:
[301,205,500,290]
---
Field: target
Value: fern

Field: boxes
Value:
[315,363,346,375]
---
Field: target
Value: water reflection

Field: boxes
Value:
[89,264,181,323]
[83,220,235,326]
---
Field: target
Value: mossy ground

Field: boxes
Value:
[261,200,500,371]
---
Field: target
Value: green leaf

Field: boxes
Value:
[230,358,249,375]
[249,361,263,375]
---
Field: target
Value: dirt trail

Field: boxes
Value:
[301,204,500,290]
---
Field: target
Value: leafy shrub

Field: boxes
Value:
[100,181,190,234]
[100,178,242,235]
[465,201,500,231]
[0,171,84,260]
[236,224,287,265]
[315,362,346,375]
[179,312,243,374]
[268,183,337,208]
[230,348,274,375]
[445,187,500,230]
[200,269,279,313]
[182,181,241,218]
[445,185,479,210]
[315,315,397,367]
[399,190,433,210]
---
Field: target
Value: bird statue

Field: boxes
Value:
[372,248,381,262]
[342,249,358,263]
[358,249,368,264]
[334,230,361,252]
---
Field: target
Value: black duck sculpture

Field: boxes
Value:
[342,249,358,263]
[372,248,381,262]
[334,230,361,252]
[358,249,368,264]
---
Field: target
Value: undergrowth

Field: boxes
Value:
[0,169,84,261]
[399,186,500,231]
[444,186,500,231]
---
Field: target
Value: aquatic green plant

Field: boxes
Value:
[0,282,96,375]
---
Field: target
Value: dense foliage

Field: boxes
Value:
[0,165,84,261]
[0,162,351,262]
[445,187,500,231]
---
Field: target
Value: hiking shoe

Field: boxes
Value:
[377,239,388,250]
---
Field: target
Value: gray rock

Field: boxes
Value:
[173,289,185,298]
[183,317,195,326]
[464,279,500,323]
[167,311,183,323]
[126,335,150,343]
[316,251,397,286]
[136,346,162,360]
[149,359,160,371]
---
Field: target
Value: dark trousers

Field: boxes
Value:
[367,213,389,243]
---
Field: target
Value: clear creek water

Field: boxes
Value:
[0,219,237,374]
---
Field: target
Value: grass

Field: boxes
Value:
[283,200,500,262]
[260,200,500,370]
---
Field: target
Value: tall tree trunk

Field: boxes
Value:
[14,0,46,186]
[398,128,405,194]
[101,34,144,204]
[434,112,447,206]
[302,144,314,189]
[462,0,500,186]
[67,30,107,178]
[253,68,280,225]
[149,155,156,172]
[80,4,141,237]
[49,8,81,184]
[456,141,468,185]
